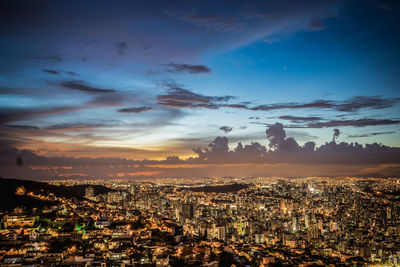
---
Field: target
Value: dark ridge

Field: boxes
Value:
[0,178,58,212]
[0,178,115,212]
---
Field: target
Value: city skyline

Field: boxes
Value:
[1,176,399,266]
[1,0,400,179]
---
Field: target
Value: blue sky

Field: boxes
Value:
[0,0,399,164]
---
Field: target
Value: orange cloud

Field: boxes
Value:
[30,166,73,170]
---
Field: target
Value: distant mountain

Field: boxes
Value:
[0,178,114,212]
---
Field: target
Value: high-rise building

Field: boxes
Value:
[292,216,298,232]
[387,206,392,220]
[130,184,136,207]
[85,186,94,199]
[3,215,35,228]
[217,225,226,241]
[304,213,310,229]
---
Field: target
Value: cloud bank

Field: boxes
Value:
[1,123,399,179]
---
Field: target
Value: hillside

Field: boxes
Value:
[0,178,114,212]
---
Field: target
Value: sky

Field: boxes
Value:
[0,0,400,179]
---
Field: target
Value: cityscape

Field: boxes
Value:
[1,0,400,266]
[1,177,399,266]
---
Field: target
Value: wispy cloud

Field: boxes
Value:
[156,79,235,109]
[290,118,400,128]
[219,126,233,133]
[42,69,60,75]
[114,41,128,55]
[43,69,79,76]
[118,106,153,113]
[60,80,116,94]
[278,115,322,122]
[163,63,211,74]
[251,96,400,112]
[5,124,40,130]
[347,131,396,138]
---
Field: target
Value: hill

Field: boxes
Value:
[0,178,114,212]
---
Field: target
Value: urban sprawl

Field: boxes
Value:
[1,177,399,266]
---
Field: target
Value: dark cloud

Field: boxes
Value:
[279,115,322,122]
[0,106,81,125]
[88,94,126,106]
[5,124,40,130]
[221,104,248,109]
[65,71,79,76]
[294,118,400,128]
[266,123,300,152]
[151,94,400,114]
[164,63,211,74]
[193,137,230,161]
[333,128,340,141]
[60,80,116,94]
[251,96,400,112]
[335,96,400,112]
[114,41,128,55]
[192,123,400,166]
[219,126,233,133]
[213,96,236,102]
[43,69,79,76]
[42,69,60,75]
[157,87,218,109]
[118,106,153,113]
[156,79,235,109]
[170,133,266,151]
[266,122,286,149]
[184,95,400,114]
[1,122,400,178]
[252,99,331,111]
[0,143,135,169]
[347,131,396,138]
